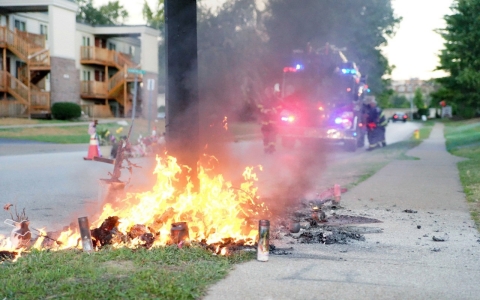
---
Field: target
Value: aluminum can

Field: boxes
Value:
[257,219,270,261]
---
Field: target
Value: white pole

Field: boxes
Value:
[132,73,138,123]
[410,96,414,120]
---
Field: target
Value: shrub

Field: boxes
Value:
[51,102,82,120]
[417,108,430,117]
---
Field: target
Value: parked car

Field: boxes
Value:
[391,112,408,123]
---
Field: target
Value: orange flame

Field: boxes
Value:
[54,155,268,251]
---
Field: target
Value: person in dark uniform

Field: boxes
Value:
[365,98,387,150]
[258,87,282,153]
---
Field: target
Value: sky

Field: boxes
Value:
[94,0,455,81]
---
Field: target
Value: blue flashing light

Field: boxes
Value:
[353,132,357,137]
[367,88,371,93]
[295,64,304,70]
[334,117,343,124]
[341,68,357,75]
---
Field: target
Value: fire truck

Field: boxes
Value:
[277,44,369,151]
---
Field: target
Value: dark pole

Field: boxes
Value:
[164,0,199,182]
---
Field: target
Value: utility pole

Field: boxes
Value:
[165,0,199,184]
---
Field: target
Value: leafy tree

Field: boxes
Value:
[434,0,480,117]
[413,88,425,109]
[75,0,128,25]
[264,0,401,96]
[142,0,165,89]
[391,94,409,108]
[143,0,164,33]
[197,0,269,121]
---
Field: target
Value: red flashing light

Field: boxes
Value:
[283,67,298,73]
[393,115,398,119]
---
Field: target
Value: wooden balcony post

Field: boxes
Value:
[3,48,5,90]
[27,65,31,118]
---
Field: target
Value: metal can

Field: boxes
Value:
[257,219,270,262]
[78,217,94,253]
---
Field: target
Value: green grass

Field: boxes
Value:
[444,118,480,230]
[1,245,254,299]
[0,119,166,144]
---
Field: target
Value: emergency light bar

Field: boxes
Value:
[341,68,357,75]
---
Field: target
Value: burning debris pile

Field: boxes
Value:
[1,155,270,261]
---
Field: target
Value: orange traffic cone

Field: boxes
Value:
[84,134,101,160]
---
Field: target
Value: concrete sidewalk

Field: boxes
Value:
[204,123,480,300]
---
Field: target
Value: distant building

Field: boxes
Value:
[0,0,159,118]
[390,78,438,106]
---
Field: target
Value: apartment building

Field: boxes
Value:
[391,78,437,104]
[0,0,159,118]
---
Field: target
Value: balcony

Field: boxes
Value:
[80,46,137,69]
[80,80,107,99]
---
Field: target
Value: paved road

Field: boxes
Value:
[205,123,480,300]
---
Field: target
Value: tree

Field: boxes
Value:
[143,0,164,33]
[391,94,409,108]
[75,0,128,25]
[434,0,480,118]
[264,0,401,96]
[413,88,425,109]
[142,0,165,90]
[197,0,270,121]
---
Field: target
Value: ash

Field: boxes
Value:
[294,229,365,244]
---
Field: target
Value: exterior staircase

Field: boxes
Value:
[80,46,140,116]
[0,26,50,117]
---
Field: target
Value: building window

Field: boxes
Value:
[14,19,26,31]
[83,70,91,81]
[40,24,48,40]
[108,42,116,51]
[82,36,91,47]
[129,45,135,56]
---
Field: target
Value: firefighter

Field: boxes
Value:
[365,98,387,150]
[258,86,282,153]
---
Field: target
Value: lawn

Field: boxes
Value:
[444,118,480,229]
[0,118,259,144]
[0,245,253,299]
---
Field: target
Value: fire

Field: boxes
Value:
[0,234,22,262]
[54,155,268,250]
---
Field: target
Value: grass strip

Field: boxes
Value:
[444,119,480,230]
[0,245,254,299]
